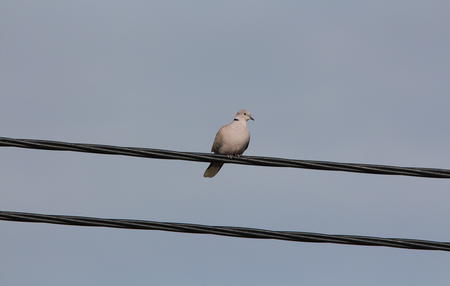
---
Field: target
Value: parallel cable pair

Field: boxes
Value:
[1,136,449,252]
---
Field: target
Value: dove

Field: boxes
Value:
[203,109,254,178]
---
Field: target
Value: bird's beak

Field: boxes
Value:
[250,116,255,121]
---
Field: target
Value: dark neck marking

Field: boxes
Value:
[234,118,239,121]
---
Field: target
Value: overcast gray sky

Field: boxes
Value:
[1,1,450,285]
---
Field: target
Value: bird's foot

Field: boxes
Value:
[226,154,242,159]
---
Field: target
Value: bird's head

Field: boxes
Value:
[234,109,255,122]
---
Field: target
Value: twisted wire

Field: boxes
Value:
[0,210,449,251]
[0,136,449,178]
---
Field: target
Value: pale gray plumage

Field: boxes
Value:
[203,109,254,178]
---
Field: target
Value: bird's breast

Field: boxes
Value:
[217,124,250,155]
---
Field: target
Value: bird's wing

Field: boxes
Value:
[211,126,225,153]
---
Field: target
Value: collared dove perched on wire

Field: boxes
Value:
[203,109,255,178]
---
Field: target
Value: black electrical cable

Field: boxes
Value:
[1,210,449,252]
[0,136,449,178]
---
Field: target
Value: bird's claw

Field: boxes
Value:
[226,154,241,159]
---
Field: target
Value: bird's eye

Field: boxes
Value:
[244,113,247,115]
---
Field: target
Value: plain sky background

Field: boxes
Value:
[1,1,450,285]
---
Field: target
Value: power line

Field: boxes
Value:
[0,136,449,178]
[1,210,449,252]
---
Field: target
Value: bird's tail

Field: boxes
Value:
[203,162,224,178]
